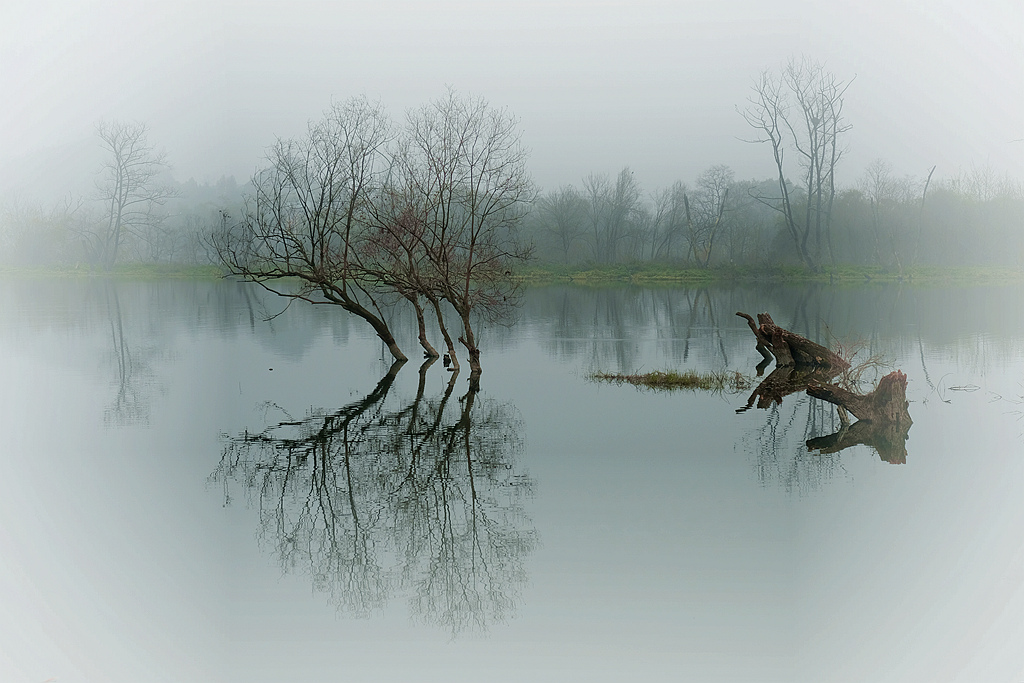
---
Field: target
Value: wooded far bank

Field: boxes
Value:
[4,57,1024,276]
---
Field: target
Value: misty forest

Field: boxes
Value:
[4,46,1024,683]
[3,59,1024,277]
[5,59,1023,378]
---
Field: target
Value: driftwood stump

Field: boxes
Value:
[806,370,912,427]
[736,312,849,370]
[806,370,913,463]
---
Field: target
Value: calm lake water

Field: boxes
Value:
[2,278,1023,683]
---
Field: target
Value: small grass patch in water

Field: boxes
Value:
[591,369,755,392]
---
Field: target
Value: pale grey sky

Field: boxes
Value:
[1,0,1022,198]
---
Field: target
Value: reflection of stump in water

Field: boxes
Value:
[737,365,842,413]
[806,417,911,464]
[806,370,913,463]
[807,370,913,427]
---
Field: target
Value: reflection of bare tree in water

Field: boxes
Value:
[103,284,153,426]
[212,362,537,635]
[746,395,848,493]
[678,287,730,367]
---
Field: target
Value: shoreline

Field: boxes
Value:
[2,262,1023,286]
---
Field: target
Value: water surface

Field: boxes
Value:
[1,279,1023,682]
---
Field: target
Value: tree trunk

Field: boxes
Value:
[405,292,439,358]
[319,286,407,362]
[458,314,482,391]
[426,292,459,371]
[736,311,848,369]
[340,300,407,362]
[805,370,913,463]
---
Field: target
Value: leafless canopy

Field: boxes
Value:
[212,96,408,358]
[90,120,175,267]
[213,92,536,376]
[741,57,853,272]
[389,91,536,382]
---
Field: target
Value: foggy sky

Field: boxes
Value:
[2,0,1022,200]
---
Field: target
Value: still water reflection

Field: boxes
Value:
[1,278,1023,682]
[212,361,536,635]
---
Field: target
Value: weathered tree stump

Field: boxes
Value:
[806,370,912,428]
[805,370,913,463]
[735,313,912,461]
[736,312,849,370]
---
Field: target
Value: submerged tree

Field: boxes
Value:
[211,96,408,360]
[741,57,852,272]
[215,92,535,378]
[361,189,446,362]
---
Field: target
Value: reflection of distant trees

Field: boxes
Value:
[518,283,1024,378]
[103,284,153,426]
[522,285,757,371]
[212,363,537,635]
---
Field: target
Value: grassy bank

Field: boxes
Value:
[520,263,1024,285]
[0,263,225,280]
[2,261,1022,286]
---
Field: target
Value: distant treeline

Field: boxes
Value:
[5,59,1023,275]
[522,161,1024,271]
[2,160,1022,273]
[0,173,245,268]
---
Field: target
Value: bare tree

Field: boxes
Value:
[0,196,86,265]
[90,121,175,267]
[579,168,642,263]
[722,178,776,265]
[214,92,534,376]
[911,165,937,268]
[582,172,611,262]
[741,57,852,272]
[682,165,733,268]
[212,96,408,361]
[605,168,642,263]
[646,186,680,261]
[402,90,536,387]
[361,188,446,361]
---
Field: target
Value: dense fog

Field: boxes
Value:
[1,0,1022,269]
